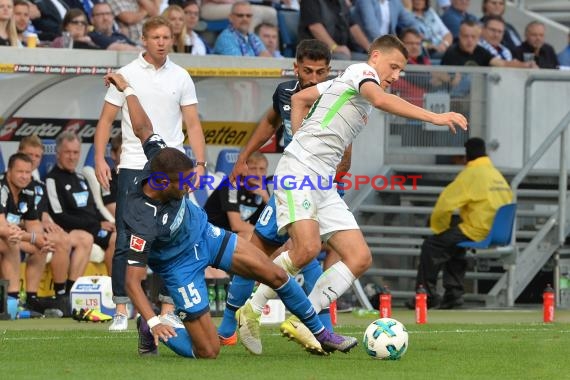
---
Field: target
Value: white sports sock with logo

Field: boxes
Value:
[250,251,300,314]
[308,261,355,314]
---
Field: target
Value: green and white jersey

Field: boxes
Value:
[285,62,380,177]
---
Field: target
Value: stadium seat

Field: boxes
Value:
[214,148,240,176]
[201,19,230,47]
[83,143,113,168]
[457,203,517,249]
[37,139,57,180]
[205,19,229,32]
[277,10,299,58]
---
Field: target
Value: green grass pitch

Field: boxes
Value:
[1,309,569,380]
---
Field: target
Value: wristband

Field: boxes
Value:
[330,43,338,52]
[147,315,161,329]
[124,87,136,97]
[30,231,36,245]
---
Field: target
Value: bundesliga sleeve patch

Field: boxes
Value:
[129,235,146,252]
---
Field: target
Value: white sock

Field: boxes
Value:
[250,251,300,314]
[308,261,356,314]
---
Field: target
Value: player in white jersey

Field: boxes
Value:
[238,35,467,351]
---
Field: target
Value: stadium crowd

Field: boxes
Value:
[0,0,566,68]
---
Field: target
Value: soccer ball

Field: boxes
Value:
[363,318,408,360]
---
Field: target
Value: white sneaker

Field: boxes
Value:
[159,312,184,329]
[235,302,262,355]
[108,312,128,331]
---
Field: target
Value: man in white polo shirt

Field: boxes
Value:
[93,16,207,331]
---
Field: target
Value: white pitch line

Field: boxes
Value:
[409,328,570,334]
[3,333,137,341]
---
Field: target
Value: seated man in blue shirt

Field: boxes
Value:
[103,72,357,359]
[213,1,271,57]
[89,3,141,51]
[441,0,478,39]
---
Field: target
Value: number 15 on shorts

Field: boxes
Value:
[178,282,202,308]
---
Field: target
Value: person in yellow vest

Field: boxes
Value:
[407,137,513,310]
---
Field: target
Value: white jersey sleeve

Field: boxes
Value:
[284,63,379,177]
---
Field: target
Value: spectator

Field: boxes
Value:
[182,0,207,55]
[0,204,22,310]
[559,32,570,67]
[162,4,190,53]
[298,0,370,60]
[14,0,38,46]
[439,21,533,102]
[512,21,559,69]
[393,29,432,107]
[28,0,68,42]
[18,135,93,316]
[0,0,21,46]
[3,153,76,316]
[201,0,277,33]
[480,0,521,53]
[351,0,420,43]
[410,0,452,56]
[89,2,140,51]
[204,152,269,238]
[442,20,533,68]
[108,0,159,44]
[1,153,53,314]
[50,8,101,48]
[255,22,282,58]
[400,27,431,65]
[479,15,514,61]
[101,134,121,218]
[406,138,513,309]
[441,0,477,39]
[213,1,271,57]
[46,132,117,275]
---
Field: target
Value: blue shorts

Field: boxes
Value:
[254,195,289,247]
[154,223,237,321]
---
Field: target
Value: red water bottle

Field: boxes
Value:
[415,285,427,324]
[543,283,555,323]
[330,300,337,326]
[379,287,392,318]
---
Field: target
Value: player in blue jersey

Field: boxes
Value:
[217,40,352,350]
[104,72,358,358]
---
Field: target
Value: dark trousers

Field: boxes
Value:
[111,168,142,304]
[415,226,471,302]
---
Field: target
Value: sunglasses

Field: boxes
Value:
[233,13,252,18]
[69,20,88,26]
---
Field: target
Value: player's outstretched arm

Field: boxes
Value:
[360,81,468,133]
[230,107,280,185]
[291,86,321,134]
[104,73,154,142]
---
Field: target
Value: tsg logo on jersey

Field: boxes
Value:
[72,191,89,207]
[130,235,146,252]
